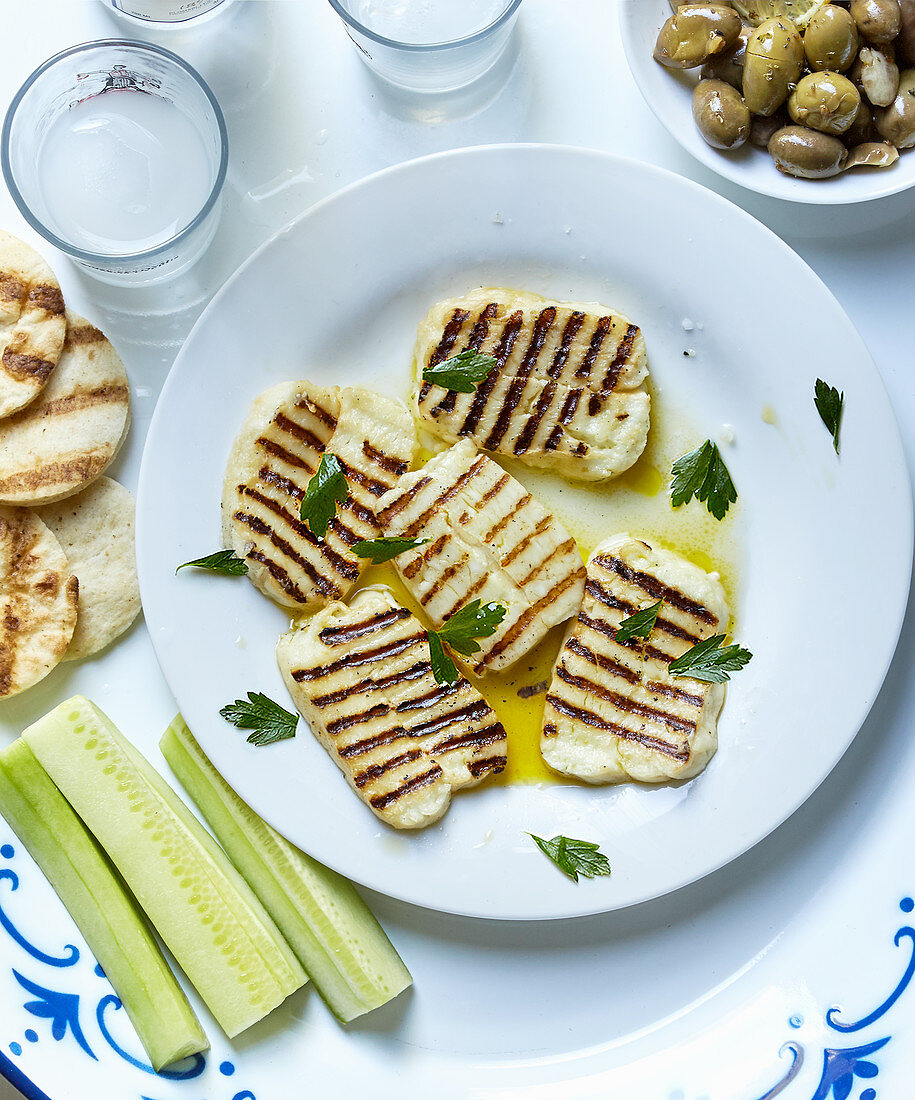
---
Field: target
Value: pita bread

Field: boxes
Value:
[0,506,78,698]
[0,231,66,419]
[0,312,130,506]
[36,478,139,661]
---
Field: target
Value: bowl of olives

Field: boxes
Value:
[620,0,915,201]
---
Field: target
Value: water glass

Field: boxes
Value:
[2,40,228,285]
[328,0,524,92]
[107,0,231,26]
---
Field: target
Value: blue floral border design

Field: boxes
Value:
[0,841,256,1100]
[752,897,915,1100]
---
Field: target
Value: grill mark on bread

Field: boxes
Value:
[292,631,427,681]
[601,324,639,392]
[484,307,557,450]
[431,302,499,416]
[565,636,640,685]
[376,475,432,524]
[574,315,613,379]
[353,749,424,789]
[546,695,689,760]
[237,485,360,578]
[318,607,411,646]
[577,611,673,665]
[512,311,585,454]
[369,767,442,810]
[418,307,469,402]
[0,454,108,495]
[2,384,128,427]
[593,555,717,624]
[554,665,696,735]
[64,323,105,347]
[362,441,407,476]
[326,703,391,737]
[478,572,582,669]
[584,578,703,644]
[273,412,327,453]
[459,310,524,436]
[27,285,65,316]
[2,350,54,382]
[245,549,312,603]
[0,275,24,303]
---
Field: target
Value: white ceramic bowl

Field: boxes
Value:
[619,0,915,204]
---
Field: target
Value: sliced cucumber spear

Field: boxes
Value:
[0,739,209,1071]
[22,697,306,1039]
[161,716,412,1022]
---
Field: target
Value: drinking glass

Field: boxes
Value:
[107,0,231,26]
[327,0,524,92]
[2,40,228,285]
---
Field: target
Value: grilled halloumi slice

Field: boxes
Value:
[541,534,729,784]
[223,382,416,610]
[277,587,507,829]
[375,439,585,675]
[414,288,650,482]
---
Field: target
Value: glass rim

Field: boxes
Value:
[326,0,524,52]
[1,38,229,266]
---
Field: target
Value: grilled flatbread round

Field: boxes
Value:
[0,506,78,698]
[0,231,66,419]
[36,478,139,661]
[0,313,130,506]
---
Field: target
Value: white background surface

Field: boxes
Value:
[0,2,914,1098]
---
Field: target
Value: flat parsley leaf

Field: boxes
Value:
[670,440,737,521]
[299,453,348,539]
[422,350,499,394]
[814,378,844,454]
[220,691,298,746]
[353,536,430,564]
[426,599,507,685]
[614,599,663,644]
[668,634,753,683]
[176,549,248,576]
[529,834,612,883]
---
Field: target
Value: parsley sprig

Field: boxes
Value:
[176,549,248,576]
[614,600,663,644]
[422,350,498,393]
[670,440,737,521]
[353,536,430,564]
[668,634,752,683]
[427,599,507,685]
[529,834,612,882]
[814,378,844,454]
[299,454,348,539]
[220,691,299,746]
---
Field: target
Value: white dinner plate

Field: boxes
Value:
[137,144,912,921]
[619,1,915,204]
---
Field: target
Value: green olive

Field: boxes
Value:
[768,124,849,176]
[701,26,750,88]
[876,67,915,145]
[804,5,860,71]
[788,71,862,133]
[850,0,903,43]
[654,4,743,68]
[692,79,751,147]
[743,17,805,115]
[843,98,877,142]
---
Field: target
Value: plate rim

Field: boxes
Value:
[137,142,914,920]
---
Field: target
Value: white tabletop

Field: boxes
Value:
[1,3,914,1099]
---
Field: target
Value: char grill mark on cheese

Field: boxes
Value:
[415,290,650,481]
[540,535,730,785]
[223,383,416,610]
[375,439,585,674]
[277,588,507,829]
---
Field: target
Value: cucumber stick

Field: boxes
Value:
[0,740,208,1071]
[161,716,412,1022]
[23,697,306,1038]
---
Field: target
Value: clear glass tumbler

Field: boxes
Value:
[107,0,230,26]
[2,40,228,285]
[327,0,524,92]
